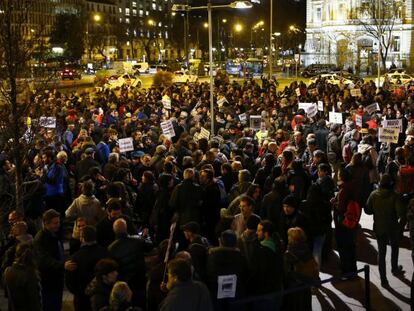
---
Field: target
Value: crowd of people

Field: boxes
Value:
[0,73,413,311]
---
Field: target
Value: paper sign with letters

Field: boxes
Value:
[382,119,403,133]
[329,112,343,124]
[317,101,323,112]
[250,115,262,130]
[306,104,318,118]
[378,127,399,144]
[217,275,237,299]
[356,114,363,127]
[350,88,362,97]
[366,103,380,115]
[295,88,301,96]
[118,137,134,153]
[160,120,175,138]
[298,102,314,111]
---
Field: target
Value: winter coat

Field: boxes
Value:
[4,263,42,311]
[160,281,213,311]
[108,234,153,288]
[169,179,203,225]
[33,228,64,289]
[66,194,105,225]
[206,247,247,301]
[44,161,66,197]
[365,187,401,237]
[357,143,379,184]
[76,157,101,181]
[65,243,109,298]
[85,277,113,311]
[327,132,342,164]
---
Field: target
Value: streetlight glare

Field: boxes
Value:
[148,19,155,26]
[230,1,254,9]
[222,19,227,23]
[204,22,209,28]
[234,23,243,32]
[93,14,101,22]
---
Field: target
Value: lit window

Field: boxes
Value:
[132,1,137,7]
[158,22,162,27]
[133,9,137,16]
[119,8,122,13]
[152,3,156,10]
[146,11,149,16]
[126,18,130,23]
[139,9,143,16]
[393,36,400,52]
[315,7,322,22]
[125,8,130,16]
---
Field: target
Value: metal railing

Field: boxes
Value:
[229,265,371,311]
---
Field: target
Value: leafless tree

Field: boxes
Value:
[357,0,403,70]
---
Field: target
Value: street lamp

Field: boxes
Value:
[86,13,102,61]
[172,0,253,135]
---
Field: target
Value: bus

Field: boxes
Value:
[244,58,264,78]
[225,59,243,76]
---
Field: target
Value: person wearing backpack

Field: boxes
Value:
[331,168,359,277]
[365,174,404,287]
[357,135,379,186]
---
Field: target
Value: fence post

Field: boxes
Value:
[364,265,371,311]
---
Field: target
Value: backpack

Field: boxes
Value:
[342,200,362,229]
[342,143,352,164]
[362,151,374,170]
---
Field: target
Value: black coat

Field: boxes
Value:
[96,216,137,248]
[169,179,203,225]
[33,229,64,289]
[76,157,101,181]
[4,263,42,311]
[65,243,109,297]
[206,247,247,301]
[108,234,153,288]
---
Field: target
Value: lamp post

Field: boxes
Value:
[86,13,102,61]
[172,1,252,135]
[269,0,273,79]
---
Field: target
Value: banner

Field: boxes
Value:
[298,102,314,111]
[382,119,403,133]
[160,120,175,138]
[306,104,318,118]
[250,115,262,130]
[378,127,399,144]
[118,137,134,153]
[350,88,362,97]
[199,127,210,140]
[329,112,343,124]
[356,114,363,127]
[366,102,380,115]
[317,101,323,112]
[38,117,56,128]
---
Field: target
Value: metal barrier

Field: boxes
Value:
[229,264,371,311]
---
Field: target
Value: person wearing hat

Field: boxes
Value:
[365,174,404,287]
[279,194,309,248]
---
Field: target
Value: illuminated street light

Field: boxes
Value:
[93,14,101,22]
[234,23,243,32]
[148,19,155,26]
[204,22,209,28]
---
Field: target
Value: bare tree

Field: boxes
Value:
[0,0,55,215]
[357,0,403,70]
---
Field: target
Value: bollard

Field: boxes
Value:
[364,265,371,311]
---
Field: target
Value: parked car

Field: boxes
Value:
[336,71,364,84]
[173,70,198,84]
[148,64,168,74]
[381,72,414,85]
[301,64,339,78]
[60,67,81,80]
[309,73,353,85]
[104,73,142,89]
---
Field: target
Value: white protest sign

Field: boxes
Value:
[295,88,301,96]
[162,95,171,110]
[160,120,175,138]
[298,102,314,111]
[366,103,380,115]
[118,137,134,153]
[356,114,363,127]
[329,111,343,124]
[382,119,403,133]
[317,101,323,112]
[199,127,210,140]
[250,115,262,130]
[217,97,228,108]
[350,88,362,97]
[306,104,318,118]
[217,275,237,299]
[39,117,56,128]
[238,113,247,123]
[378,127,399,144]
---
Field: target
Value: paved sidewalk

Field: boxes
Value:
[0,212,411,310]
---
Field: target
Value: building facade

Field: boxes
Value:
[303,0,414,72]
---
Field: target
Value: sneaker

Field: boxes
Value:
[391,265,405,276]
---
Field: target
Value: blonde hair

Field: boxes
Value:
[287,227,307,246]
[109,281,132,309]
